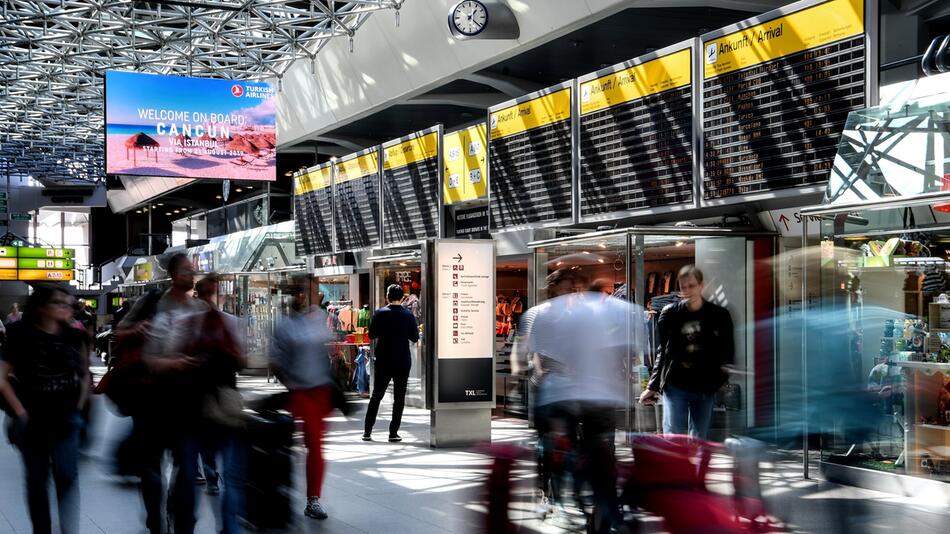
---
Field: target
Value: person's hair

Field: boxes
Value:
[589,278,611,294]
[288,274,323,311]
[677,264,704,284]
[195,273,219,299]
[166,253,191,277]
[23,284,72,325]
[387,284,404,302]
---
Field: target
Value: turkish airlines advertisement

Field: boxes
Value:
[105,71,277,181]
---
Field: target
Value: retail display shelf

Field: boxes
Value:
[893,361,950,371]
[917,423,950,432]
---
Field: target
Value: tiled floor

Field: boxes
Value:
[0,373,946,533]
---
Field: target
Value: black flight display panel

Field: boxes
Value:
[334,150,380,251]
[382,129,441,246]
[702,0,866,200]
[489,85,573,229]
[298,166,334,256]
[579,46,694,217]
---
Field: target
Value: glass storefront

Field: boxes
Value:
[530,228,774,440]
[372,255,427,408]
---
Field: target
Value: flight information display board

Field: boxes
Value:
[489,83,572,229]
[335,148,380,251]
[293,164,333,256]
[382,127,441,246]
[443,124,488,205]
[579,43,694,218]
[702,0,866,201]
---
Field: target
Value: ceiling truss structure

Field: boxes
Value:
[0,0,404,185]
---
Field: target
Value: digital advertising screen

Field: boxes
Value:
[105,70,277,181]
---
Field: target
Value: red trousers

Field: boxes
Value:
[289,386,332,498]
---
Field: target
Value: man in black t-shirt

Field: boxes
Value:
[639,265,734,440]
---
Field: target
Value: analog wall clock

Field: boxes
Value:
[449,1,489,37]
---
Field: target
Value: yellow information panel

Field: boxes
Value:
[383,131,439,171]
[490,88,571,140]
[294,165,332,195]
[336,152,379,183]
[443,124,488,205]
[0,268,16,280]
[18,269,74,281]
[580,48,692,115]
[703,0,864,79]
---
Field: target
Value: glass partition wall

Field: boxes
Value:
[531,229,770,441]
[803,200,950,484]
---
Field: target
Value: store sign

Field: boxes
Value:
[702,0,866,201]
[454,205,490,237]
[489,84,573,229]
[335,148,381,251]
[294,163,333,256]
[133,262,153,282]
[578,43,694,218]
[443,124,488,205]
[105,70,277,182]
[435,239,495,404]
[382,127,441,246]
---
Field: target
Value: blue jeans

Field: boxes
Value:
[20,415,81,534]
[662,384,716,440]
[219,434,247,534]
[140,417,199,534]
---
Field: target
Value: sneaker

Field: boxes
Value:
[304,497,328,520]
[388,434,402,443]
[362,434,373,441]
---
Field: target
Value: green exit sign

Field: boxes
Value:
[10,214,31,221]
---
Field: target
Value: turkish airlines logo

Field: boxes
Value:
[231,84,244,97]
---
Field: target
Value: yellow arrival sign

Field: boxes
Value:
[490,88,571,140]
[336,152,379,184]
[580,48,692,115]
[443,124,487,205]
[294,165,332,195]
[383,131,439,171]
[703,0,864,79]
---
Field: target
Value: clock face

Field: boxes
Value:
[451,1,488,37]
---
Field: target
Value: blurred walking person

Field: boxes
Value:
[174,274,246,534]
[118,253,205,534]
[269,274,334,520]
[639,265,734,440]
[529,271,646,531]
[6,302,23,325]
[0,285,89,534]
[362,284,419,443]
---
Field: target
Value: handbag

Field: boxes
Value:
[203,386,245,429]
[95,333,154,416]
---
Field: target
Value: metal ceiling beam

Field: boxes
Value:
[0,0,404,185]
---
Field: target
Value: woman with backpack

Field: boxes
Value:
[0,284,90,534]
